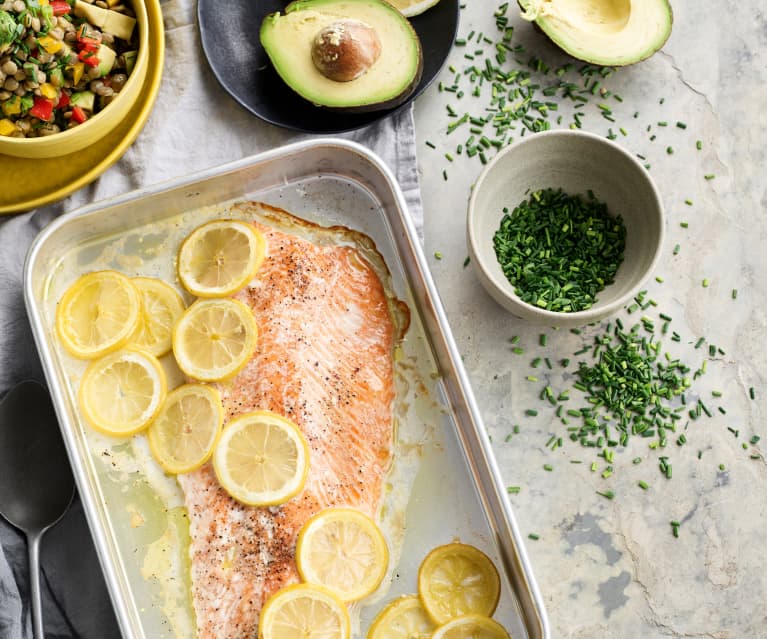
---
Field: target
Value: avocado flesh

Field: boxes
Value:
[260,0,423,112]
[519,0,673,66]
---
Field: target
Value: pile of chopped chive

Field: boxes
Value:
[510,291,762,496]
[431,2,718,182]
[493,188,626,312]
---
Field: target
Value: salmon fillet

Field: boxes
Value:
[176,202,409,638]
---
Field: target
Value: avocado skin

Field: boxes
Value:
[261,0,424,113]
[517,0,673,67]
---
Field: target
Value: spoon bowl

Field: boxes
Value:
[0,380,76,639]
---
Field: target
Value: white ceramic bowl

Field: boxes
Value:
[467,129,665,327]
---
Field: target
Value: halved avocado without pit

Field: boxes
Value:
[260,0,423,113]
[519,0,673,67]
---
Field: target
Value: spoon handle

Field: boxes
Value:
[27,532,44,639]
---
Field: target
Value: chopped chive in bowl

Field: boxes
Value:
[492,187,626,313]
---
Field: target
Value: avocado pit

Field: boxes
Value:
[311,19,382,82]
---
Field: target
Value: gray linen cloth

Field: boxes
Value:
[0,0,424,636]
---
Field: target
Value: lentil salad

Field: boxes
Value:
[0,0,138,138]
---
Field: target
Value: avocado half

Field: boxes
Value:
[519,0,673,67]
[260,0,424,113]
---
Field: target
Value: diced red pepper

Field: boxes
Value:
[71,106,88,124]
[79,39,100,53]
[76,25,100,49]
[78,49,100,67]
[57,91,70,109]
[51,0,71,15]
[29,96,54,122]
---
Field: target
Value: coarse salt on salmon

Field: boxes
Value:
[176,202,409,638]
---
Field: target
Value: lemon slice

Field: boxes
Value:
[417,543,501,625]
[55,270,140,359]
[296,507,389,602]
[367,595,435,639]
[147,384,224,474]
[177,219,266,297]
[129,277,186,357]
[387,0,440,17]
[259,583,350,639]
[78,347,167,436]
[212,410,309,506]
[431,615,510,639]
[172,298,258,382]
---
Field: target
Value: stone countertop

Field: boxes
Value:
[413,2,766,638]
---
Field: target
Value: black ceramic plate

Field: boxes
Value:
[197,0,460,133]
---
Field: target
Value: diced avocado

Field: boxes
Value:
[73,0,109,27]
[58,40,74,63]
[70,90,95,112]
[73,0,136,41]
[0,10,18,49]
[49,66,65,88]
[123,50,138,75]
[96,43,116,77]
[102,10,136,40]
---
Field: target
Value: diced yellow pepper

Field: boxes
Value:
[40,0,49,5]
[40,82,58,100]
[66,62,85,86]
[0,119,17,137]
[2,97,21,117]
[38,35,63,55]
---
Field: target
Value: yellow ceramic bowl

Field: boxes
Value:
[0,0,149,159]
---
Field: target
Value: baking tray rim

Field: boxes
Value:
[23,137,551,639]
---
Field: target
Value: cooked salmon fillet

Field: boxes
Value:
[176,202,409,638]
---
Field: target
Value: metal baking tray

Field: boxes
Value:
[24,139,550,639]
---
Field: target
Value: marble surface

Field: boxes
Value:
[414,2,766,638]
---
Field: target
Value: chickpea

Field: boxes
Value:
[3,77,18,91]
[110,73,127,91]
[38,124,61,136]
[48,27,65,41]
[0,90,10,100]
[13,69,24,81]
[12,0,25,13]
[1,60,16,75]
[90,79,113,96]
[30,16,41,32]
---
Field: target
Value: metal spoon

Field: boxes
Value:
[0,380,76,639]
